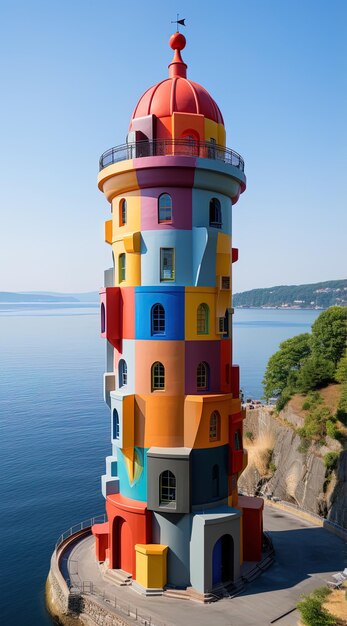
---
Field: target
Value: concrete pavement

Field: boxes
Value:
[65,505,346,626]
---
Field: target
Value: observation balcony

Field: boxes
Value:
[99,139,245,172]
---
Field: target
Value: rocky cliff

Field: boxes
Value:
[239,392,347,529]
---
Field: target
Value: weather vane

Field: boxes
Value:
[171,14,186,31]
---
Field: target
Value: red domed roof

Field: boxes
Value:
[130,33,224,125]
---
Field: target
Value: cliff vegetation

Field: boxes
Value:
[239,307,347,528]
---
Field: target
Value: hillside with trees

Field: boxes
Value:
[262,306,347,461]
[233,280,347,309]
[263,306,347,414]
[240,306,347,529]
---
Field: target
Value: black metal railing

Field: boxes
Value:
[99,139,245,172]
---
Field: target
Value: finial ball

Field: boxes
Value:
[169,32,186,51]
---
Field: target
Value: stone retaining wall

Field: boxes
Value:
[80,596,136,626]
[46,537,136,626]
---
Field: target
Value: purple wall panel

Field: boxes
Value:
[140,186,192,231]
[185,340,220,394]
[134,156,196,190]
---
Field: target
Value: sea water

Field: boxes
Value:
[0,304,320,625]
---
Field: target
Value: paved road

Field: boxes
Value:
[67,505,346,626]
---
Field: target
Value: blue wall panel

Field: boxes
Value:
[135,286,185,340]
[140,230,193,286]
[117,447,148,502]
[192,188,232,236]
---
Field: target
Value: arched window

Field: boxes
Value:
[112,409,120,440]
[119,359,127,387]
[101,303,105,333]
[209,198,222,228]
[159,470,176,505]
[118,253,126,282]
[158,194,172,223]
[151,303,165,335]
[197,362,209,390]
[119,199,127,226]
[151,361,165,391]
[209,411,220,442]
[197,303,209,335]
[212,464,219,498]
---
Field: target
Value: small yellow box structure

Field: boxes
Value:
[135,544,168,590]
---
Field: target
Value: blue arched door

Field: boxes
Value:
[212,534,234,585]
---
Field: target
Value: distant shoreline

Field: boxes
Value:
[234,305,327,310]
[0,301,331,310]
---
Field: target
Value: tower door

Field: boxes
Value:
[114,518,133,574]
[212,534,234,586]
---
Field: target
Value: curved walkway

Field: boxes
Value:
[66,505,346,626]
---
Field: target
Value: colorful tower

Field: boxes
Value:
[93,32,263,596]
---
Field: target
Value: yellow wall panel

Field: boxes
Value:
[217,232,232,254]
[216,253,231,276]
[98,162,139,203]
[204,118,219,143]
[112,190,141,236]
[217,123,226,147]
[112,240,141,287]
[185,287,220,341]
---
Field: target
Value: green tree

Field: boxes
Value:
[298,406,332,441]
[335,350,347,383]
[310,306,347,367]
[262,333,311,400]
[336,381,347,424]
[296,355,336,392]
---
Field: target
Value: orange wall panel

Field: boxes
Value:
[155,116,172,140]
[135,394,184,448]
[184,393,232,449]
[105,219,113,244]
[195,395,230,448]
[172,112,205,141]
[135,340,185,396]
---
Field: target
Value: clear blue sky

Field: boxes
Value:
[0,0,345,293]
